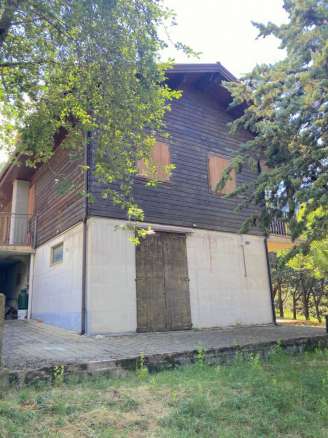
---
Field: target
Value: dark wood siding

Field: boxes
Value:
[33,147,85,246]
[89,84,261,235]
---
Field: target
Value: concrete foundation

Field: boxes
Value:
[28,217,273,334]
[86,218,273,334]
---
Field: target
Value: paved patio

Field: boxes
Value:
[3,320,327,371]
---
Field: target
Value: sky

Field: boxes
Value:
[162,0,288,77]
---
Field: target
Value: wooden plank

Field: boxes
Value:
[136,234,167,332]
[162,233,192,330]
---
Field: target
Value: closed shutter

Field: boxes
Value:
[259,159,270,173]
[208,154,236,195]
[137,142,171,182]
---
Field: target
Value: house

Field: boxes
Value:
[0,63,288,334]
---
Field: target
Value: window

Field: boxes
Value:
[208,153,236,195]
[51,242,64,265]
[259,159,269,173]
[137,141,171,182]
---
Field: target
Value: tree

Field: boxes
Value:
[0,0,187,227]
[271,248,328,322]
[224,0,328,246]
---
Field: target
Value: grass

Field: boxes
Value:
[1,349,328,437]
[278,309,324,326]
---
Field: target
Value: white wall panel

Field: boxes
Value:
[31,223,83,331]
[86,217,136,334]
[186,230,273,328]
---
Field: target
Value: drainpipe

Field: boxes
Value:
[28,215,37,320]
[81,135,90,335]
[27,253,35,320]
[81,216,87,334]
[264,237,276,325]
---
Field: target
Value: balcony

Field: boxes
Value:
[268,219,293,252]
[0,213,35,248]
[269,219,288,237]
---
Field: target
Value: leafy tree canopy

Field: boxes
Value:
[225,0,328,247]
[0,0,187,223]
[286,207,328,277]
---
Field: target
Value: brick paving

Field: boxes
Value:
[3,320,327,370]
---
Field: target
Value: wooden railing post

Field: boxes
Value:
[0,293,4,367]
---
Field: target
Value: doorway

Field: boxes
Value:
[136,232,192,332]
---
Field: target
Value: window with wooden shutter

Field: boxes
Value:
[259,159,270,173]
[208,153,236,195]
[137,142,171,182]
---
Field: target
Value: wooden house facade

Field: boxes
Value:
[0,64,278,333]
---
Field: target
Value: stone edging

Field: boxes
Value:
[1,334,327,387]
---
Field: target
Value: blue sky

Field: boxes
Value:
[162,0,288,76]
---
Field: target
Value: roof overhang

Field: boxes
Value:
[166,62,237,81]
[0,126,67,199]
[166,63,244,117]
[0,154,36,203]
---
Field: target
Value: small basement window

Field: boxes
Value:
[208,153,236,195]
[137,141,171,182]
[51,242,64,265]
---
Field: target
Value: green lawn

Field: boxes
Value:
[1,348,328,437]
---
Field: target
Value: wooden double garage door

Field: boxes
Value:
[136,232,192,332]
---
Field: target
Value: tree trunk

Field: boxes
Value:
[292,292,297,320]
[300,274,310,320]
[277,284,284,318]
[302,294,310,320]
[312,290,322,323]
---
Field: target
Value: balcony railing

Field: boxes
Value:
[0,213,35,246]
[269,219,288,237]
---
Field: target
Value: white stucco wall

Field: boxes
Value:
[187,230,273,328]
[86,218,273,334]
[31,223,83,331]
[86,217,137,334]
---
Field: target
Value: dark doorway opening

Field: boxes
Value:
[0,254,30,320]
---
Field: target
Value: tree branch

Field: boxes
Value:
[0,0,23,49]
[0,60,49,68]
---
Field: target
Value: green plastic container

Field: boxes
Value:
[18,289,28,310]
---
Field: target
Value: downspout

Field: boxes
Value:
[27,254,35,320]
[27,214,38,320]
[264,237,276,325]
[81,135,90,335]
